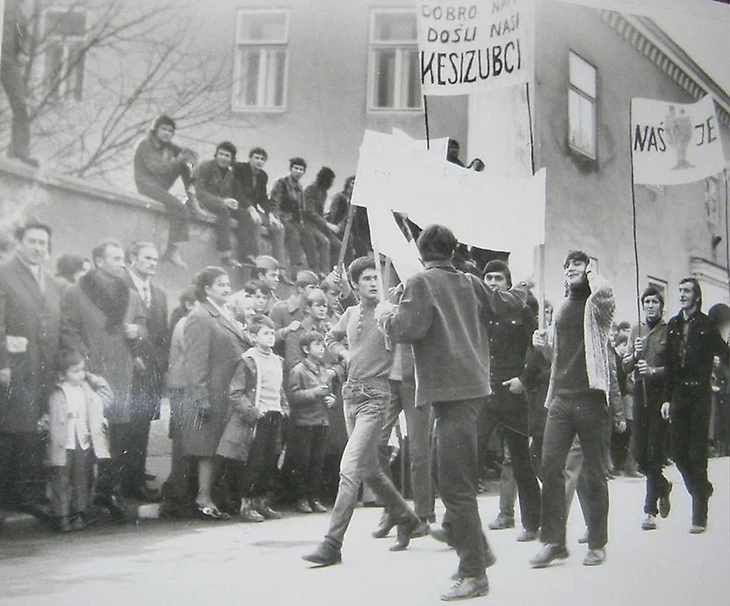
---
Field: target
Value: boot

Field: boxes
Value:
[239,498,264,523]
[253,496,282,520]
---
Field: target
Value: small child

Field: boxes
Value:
[220,315,289,523]
[42,350,112,532]
[283,288,332,373]
[285,331,336,514]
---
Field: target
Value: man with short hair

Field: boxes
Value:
[195,141,241,268]
[378,225,531,601]
[270,270,320,349]
[303,256,421,566]
[530,251,615,569]
[233,147,286,266]
[0,223,61,514]
[133,115,210,269]
[60,240,147,519]
[304,167,341,276]
[661,278,726,534]
[623,286,671,531]
[122,242,169,501]
[479,259,541,542]
[270,158,317,275]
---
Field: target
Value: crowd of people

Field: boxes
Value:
[0,113,728,602]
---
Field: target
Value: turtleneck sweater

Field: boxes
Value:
[553,282,591,396]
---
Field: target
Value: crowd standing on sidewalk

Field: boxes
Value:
[1,114,729,603]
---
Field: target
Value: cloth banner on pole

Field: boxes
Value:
[631,95,727,185]
[417,0,535,96]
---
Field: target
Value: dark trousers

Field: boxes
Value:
[96,422,133,498]
[50,447,94,517]
[305,224,341,275]
[200,197,233,252]
[137,182,191,246]
[232,206,259,260]
[0,431,45,508]
[671,386,713,526]
[478,386,541,532]
[285,424,328,501]
[434,398,490,579]
[633,390,670,516]
[240,411,283,498]
[540,392,609,550]
[281,219,309,269]
[161,389,195,507]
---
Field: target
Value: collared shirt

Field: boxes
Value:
[17,254,45,293]
[128,270,151,308]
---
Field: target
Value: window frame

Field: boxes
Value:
[232,8,290,113]
[367,8,422,114]
[568,50,598,161]
[42,8,87,102]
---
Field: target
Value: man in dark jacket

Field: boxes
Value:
[122,242,169,502]
[0,223,60,514]
[378,225,530,601]
[133,115,210,269]
[303,167,341,276]
[662,278,726,534]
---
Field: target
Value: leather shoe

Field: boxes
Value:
[530,543,569,568]
[390,514,421,551]
[94,494,126,522]
[372,511,396,539]
[55,516,72,533]
[583,547,606,566]
[441,576,489,601]
[240,498,264,523]
[488,514,515,530]
[577,530,589,544]
[658,482,672,519]
[302,540,342,566]
[517,529,539,542]
[295,499,313,514]
[253,497,282,520]
[689,525,706,534]
[309,500,327,513]
[430,526,453,547]
[410,519,431,538]
[70,514,87,531]
[641,515,657,530]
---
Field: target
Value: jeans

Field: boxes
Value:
[372,380,434,520]
[478,385,541,532]
[305,224,341,275]
[199,196,233,252]
[325,379,412,547]
[282,220,310,269]
[433,398,490,579]
[671,385,713,526]
[50,447,94,517]
[633,389,670,516]
[540,392,609,550]
[286,424,329,501]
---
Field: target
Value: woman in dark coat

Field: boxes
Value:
[183,266,247,519]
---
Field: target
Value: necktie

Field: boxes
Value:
[142,283,151,308]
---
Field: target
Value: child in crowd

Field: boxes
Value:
[41,350,113,532]
[286,331,337,514]
[284,288,334,373]
[243,280,273,315]
[221,315,289,522]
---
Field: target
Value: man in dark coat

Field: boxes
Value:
[122,242,169,501]
[0,223,60,513]
[377,225,531,601]
[662,278,727,534]
[60,240,147,519]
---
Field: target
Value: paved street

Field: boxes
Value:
[1,458,728,606]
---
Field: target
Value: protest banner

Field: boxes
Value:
[631,95,726,185]
[417,0,535,96]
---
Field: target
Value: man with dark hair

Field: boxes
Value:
[479,259,541,542]
[446,138,465,167]
[303,256,421,567]
[0,222,60,515]
[377,226,531,601]
[270,158,316,276]
[233,147,286,266]
[196,141,242,268]
[661,278,727,534]
[327,176,371,261]
[60,240,148,520]
[133,115,210,269]
[270,270,319,350]
[122,242,169,501]
[623,286,671,531]
[304,167,341,276]
[530,250,615,569]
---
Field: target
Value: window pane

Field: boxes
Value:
[45,11,86,36]
[373,12,417,42]
[569,90,596,157]
[68,40,85,100]
[238,12,287,42]
[405,49,421,108]
[569,52,596,98]
[374,49,396,108]
[263,49,286,107]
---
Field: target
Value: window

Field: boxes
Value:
[368,10,421,112]
[44,10,86,101]
[568,51,597,159]
[233,10,289,111]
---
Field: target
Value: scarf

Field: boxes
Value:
[80,270,130,330]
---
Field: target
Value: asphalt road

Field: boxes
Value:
[1,458,728,606]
